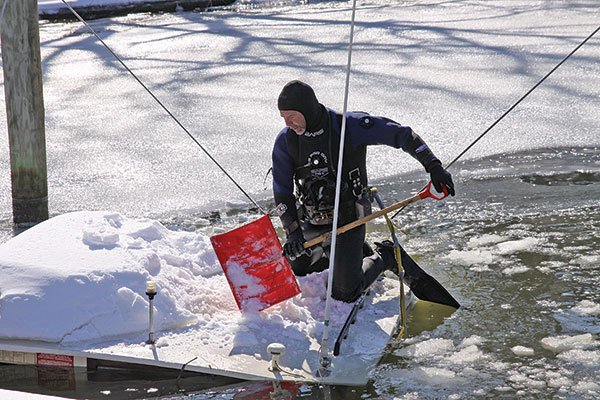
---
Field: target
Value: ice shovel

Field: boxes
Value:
[210,215,301,312]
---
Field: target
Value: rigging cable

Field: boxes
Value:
[0,0,8,27]
[318,0,358,372]
[392,22,600,220]
[60,0,265,214]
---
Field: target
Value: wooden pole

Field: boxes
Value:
[1,0,49,224]
[303,192,423,249]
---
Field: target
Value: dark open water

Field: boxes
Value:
[0,146,598,399]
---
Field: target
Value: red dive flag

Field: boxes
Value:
[210,215,301,312]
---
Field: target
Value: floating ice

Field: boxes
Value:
[449,345,486,364]
[556,349,600,366]
[546,374,571,389]
[511,346,535,356]
[496,237,541,255]
[572,380,600,395]
[573,300,600,315]
[416,367,458,384]
[502,265,530,275]
[553,301,600,335]
[446,249,493,267]
[540,333,595,353]
[575,254,600,266]
[459,335,485,348]
[467,234,508,248]
[395,338,455,358]
[447,235,544,272]
[225,200,250,210]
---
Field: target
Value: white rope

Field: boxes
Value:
[319,0,359,370]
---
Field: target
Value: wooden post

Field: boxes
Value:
[1,0,49,224]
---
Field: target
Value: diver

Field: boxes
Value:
[272,80,455,302]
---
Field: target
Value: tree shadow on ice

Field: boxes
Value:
[38,1,599,110]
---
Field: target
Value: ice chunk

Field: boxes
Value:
[540,333,594,353]
[511,346,534,356]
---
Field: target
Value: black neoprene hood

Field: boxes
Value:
[277,80,323,131]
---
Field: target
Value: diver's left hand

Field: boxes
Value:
[429,162,455,196]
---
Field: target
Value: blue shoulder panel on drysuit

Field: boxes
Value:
[336,111,414,150]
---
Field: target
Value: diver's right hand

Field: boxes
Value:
[283,229,307,261]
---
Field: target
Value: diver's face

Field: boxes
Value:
[280,110,306,135]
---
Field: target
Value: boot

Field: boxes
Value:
[374,240,399,275]
[362,241,375,257]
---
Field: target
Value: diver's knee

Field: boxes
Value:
[332,285,363,303]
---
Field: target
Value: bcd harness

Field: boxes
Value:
[288,111,372,227]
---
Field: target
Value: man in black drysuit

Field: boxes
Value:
[272,80,455,303]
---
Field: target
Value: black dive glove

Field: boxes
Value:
[429,162,455,196]
[283,228,307,261]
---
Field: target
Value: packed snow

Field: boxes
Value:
[0,211,214,342]
[0,210,399,370]
[0,389,68,400]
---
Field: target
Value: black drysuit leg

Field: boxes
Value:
[289,224,386,302]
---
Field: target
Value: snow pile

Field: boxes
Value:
[0,211,231,343]
[0,211,398,362]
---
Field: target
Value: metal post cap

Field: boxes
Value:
[267,343,286,356]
